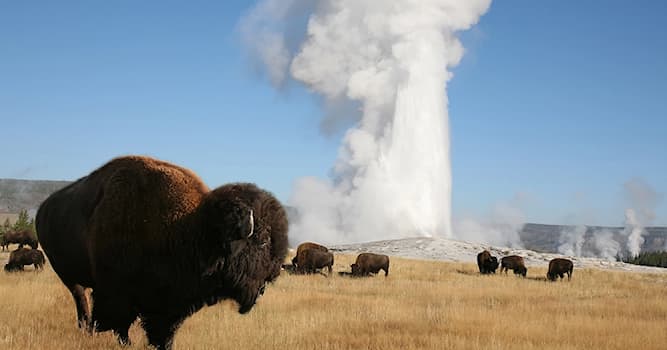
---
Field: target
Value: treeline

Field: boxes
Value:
[623,251,667,268]
[0,209,36,238]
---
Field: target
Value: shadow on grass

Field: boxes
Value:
[281,264,331,277]
[456,269,549,282]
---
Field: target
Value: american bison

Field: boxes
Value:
[351,253,390,277]
[297,248,334,274]
[36,156,289,350]
[477,250,499,274]
[4,247,45,272]
[1,229,39,251]
[500,255,527,277]
[547,258,573,281]
[291,241,329,267]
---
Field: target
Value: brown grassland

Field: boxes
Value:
[1,250,666,350]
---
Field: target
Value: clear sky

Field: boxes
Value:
[1,1,665,226]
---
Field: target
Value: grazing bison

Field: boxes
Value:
[36,156,289,350]
[500,255,527,277]
[297,249,334,274]
[4,247,45,272]
[547,258,573,281]
[350,253,390,277]
[477,250,499,274]
[1,229,39,251]
[291,242,328,267]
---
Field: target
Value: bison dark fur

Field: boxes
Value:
[500,255,527,277]
[351,253,390,277]
[1,229,38,251]
[35,156,289,350]
[477,250,499,274]
[297,249,334,274]
[291,242,328,267]
[4,247,45,272]
[547,258,573,281]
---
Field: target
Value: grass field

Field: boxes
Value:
[1,251,666,350]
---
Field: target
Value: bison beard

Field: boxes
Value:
[35,156,289,350]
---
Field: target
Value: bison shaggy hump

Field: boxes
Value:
[547,258,573,281]
[4,247,45,272]
[36,156,289,350]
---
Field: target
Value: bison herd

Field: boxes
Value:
[477,250,574,281]
[0,155,579,350]
[2,230,44,272]
[285,241,390,277]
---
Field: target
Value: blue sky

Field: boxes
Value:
[1,1,665,226]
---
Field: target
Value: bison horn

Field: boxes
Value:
[247,209,254,238]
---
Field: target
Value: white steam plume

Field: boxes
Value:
[622,178,662,257]
[241,0,492,244]
[624,208,644,258]
[557,225,586,257]
[592,229,621,261]
[453,197,526,247]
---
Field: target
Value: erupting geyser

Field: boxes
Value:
[241,0,492,244]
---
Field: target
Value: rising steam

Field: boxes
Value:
[623,178,661,257]
[241,0,492,244]
[556,178,662,260]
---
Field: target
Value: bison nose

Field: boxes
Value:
[259,283,267,296]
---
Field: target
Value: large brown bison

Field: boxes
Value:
[297,249,334,274]
[36,156,289,350]
[4,247,45,272]
[291,241,328,267]
[1,229,39,251]
[477,250,499,274]
[351,253,390,277]
[500,255,527,277]
[547,258,573,281]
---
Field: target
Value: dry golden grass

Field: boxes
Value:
[1,251,666,350]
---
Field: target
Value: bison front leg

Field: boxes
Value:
[141,313,184,350]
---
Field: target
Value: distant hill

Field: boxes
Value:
[0,179,71,214]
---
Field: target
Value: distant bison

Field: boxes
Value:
[291,242,329,267]
[500,255,527,277]
[547,258,573,281]
[4,248,45,272]
[351,253,390,277]
[477,250,499,274]
[36,156,289,350]
[297,249,334,274]
[1,229,38,251]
